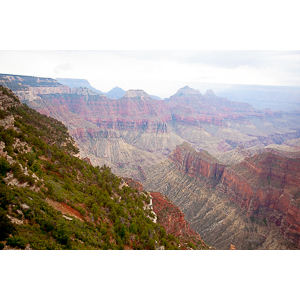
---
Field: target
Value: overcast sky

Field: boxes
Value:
[1,1,300,98]
[0,50,300,98]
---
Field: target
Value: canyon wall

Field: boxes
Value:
[2,74,300,249]
[1,75,300,181]
[144,143,300,249]
[124,178,210,249]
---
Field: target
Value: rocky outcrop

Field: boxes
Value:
[124,177,210,249]
[150,192,202,239]
[0,115,15,130]
[169,142,225,187]
[173,86,202,97]
[123,177,144,192]
[0,86,21,109]
[82,157,92,165]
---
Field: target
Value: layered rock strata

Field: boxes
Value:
[144,143,300,249]
[1,74,300,183]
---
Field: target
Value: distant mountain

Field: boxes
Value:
[0,73,61,90]
[149,94,162,100]
[56,79,162,100]
[105,86,126,99]
[216,84,300,111]
[173,85,202,97]
[56,78,104,95]
[189,82,300,111]
[105,87,162,100]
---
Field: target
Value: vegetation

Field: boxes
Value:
[0,89,187,250]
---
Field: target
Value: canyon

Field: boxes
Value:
[1,74,299,180]
[1,85,209,250]
[144,143,300,249]
[1,73,299,249]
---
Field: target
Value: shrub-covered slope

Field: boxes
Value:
[0,86,207,250]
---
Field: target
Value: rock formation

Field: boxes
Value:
[124,178,210,249]
[1,74,299,185]
[144,143,300,249]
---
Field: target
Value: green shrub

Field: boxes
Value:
[0,157,10,177]
[54,224,71,245]
[0,209,15,240]
[188,241,196,250]
[40,219,55,232]
[6,236,28,249]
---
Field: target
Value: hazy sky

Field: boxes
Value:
[1,1,300,99]
[0,50,299,98]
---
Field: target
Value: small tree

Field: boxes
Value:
[0,157,10,177]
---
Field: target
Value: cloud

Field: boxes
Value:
[106,50,300,71]
[53,63,73,74]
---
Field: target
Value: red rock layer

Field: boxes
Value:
[124,178,209,248]
[82,157,92,165]
[167,90,264,124]
[218,152,300,247]
[171,113,224,126]
[123,177,144,192]
[169,143,300,248]
[0,76,285,133]
[39,93,171,133]
[169,142,226,187]
[150,192,201,239]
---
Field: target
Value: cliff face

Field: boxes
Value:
[218,152,300,247]
[31,91,171,133]
[0,86,21,110]
[150,192,202,239]
[144,143,300,249]
[169,142,225,187]
[124,178,210,249]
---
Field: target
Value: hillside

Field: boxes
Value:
[0,86,209,250]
